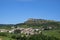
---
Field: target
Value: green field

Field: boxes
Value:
[0,36,15,40]
[43,30,60,39]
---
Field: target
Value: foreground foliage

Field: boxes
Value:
[0,31,60,40]
[11,34,60,40]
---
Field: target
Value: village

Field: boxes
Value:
[0,27,42,36]
[0,26,53,36]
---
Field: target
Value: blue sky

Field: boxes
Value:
[0,0,60,24]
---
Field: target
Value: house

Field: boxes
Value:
[8,29,15,33]
[21,28,34,35]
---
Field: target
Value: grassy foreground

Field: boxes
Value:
[43,30,60,39]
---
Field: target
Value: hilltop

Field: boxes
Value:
[15,18,60,29]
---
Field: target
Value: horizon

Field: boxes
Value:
[0,0,60,24]
[0,18,60,24]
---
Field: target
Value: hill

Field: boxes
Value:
[0,18,60,29]
[0,24,14,29]
[16,18,60,29]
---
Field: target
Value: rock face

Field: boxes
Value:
[24,18,47,24]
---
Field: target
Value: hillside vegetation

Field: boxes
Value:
[16,18,60,29]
